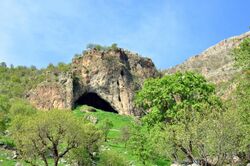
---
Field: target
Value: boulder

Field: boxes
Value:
[12,151,18,159]
[84,115,98,124]
[15,162,22,166]
[81,107,96,113]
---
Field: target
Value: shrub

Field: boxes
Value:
[98,150,129,166]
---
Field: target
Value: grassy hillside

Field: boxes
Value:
[74,105,170,166]
[0,105,170,166]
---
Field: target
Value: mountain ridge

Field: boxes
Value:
[164,31,250,98]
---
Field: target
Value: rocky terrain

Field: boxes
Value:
[27,48,158,115]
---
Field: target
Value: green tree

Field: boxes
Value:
[86,43,105,51]
[135,72,224,165]
[86,43,96,50]
[0,62,7,68]
[0,95,11,134]
[9,99,37,118]
[120,126,131,148]
[98,150,129,166]
[233,38,250,70]
[67,147,93,166]
[47,63,55,71]
[136,72,221,126]
[110,43,119,51]
[10,110,102,166]
[98,119,113,142]
[128,124,152,165]
[232,37,250,162]
[197,109,244,165]
[57,62,71,73]
[0,64,45,98]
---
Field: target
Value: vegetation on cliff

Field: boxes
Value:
[0,37,249,165]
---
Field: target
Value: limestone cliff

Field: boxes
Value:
[27,72,74,110]
[28,48,158,115]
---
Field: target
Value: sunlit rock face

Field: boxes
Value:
[28,48,158,116]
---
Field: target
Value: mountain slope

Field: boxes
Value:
[166,31,250,83]
[165,31,250,98]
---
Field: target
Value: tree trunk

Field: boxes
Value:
[179,145,194,163]
[199,159,215,166]
[42,156,49,166]
[54,157,59,166]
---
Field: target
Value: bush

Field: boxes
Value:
[9,99,36,118]
[86,43,119,52]
[0,95,11,134]
[98,119,113,142]
[98,150,129,166]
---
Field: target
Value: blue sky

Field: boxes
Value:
[0,0,249,69]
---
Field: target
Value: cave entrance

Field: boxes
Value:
[75,92,118,113]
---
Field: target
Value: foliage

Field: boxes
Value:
[0,62,7,68]
[127,123,170,165]
[111,43,119,51]
[73,106,160,165]
[67,147,93,166]
[98,119,114,142]
[149,109,246,165]
[232,37,250,120]
[0,98,36,135]
[10,110,102,166]
[46,62,71,74]
[127,124,152,165]
[233,37,250,70]
[198,109,244,165]
[231,37,250,163]
[97,150,129,166]
[0,65,45,98]
[120,126,131,148]
[135,72,221,127]
[8,99,37,118]
[0,95,11,134]
[135,72,239,165]
[86,43,119,52]
[74,53,82,59]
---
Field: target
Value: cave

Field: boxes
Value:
[75,92,118,113]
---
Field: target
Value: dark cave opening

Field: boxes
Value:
[75,92,118,113]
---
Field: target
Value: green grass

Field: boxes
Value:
[74,105,133,128]
[73,105,170,166]
[73,105,141,164]
[0,149,16,166]
[74,105,135,138]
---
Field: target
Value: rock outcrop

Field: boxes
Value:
[28,48,158,115]
[27,72,74,110]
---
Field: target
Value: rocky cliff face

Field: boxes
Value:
[28,48,158,115]
[165,31,250,97]
[27,72,74,110]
